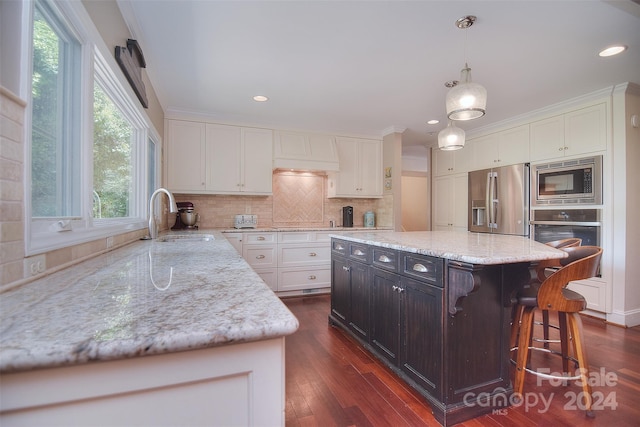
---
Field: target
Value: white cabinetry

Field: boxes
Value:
[207,124,273,195]
[165,119,273,195]
[277,231,332,294]
[530,103,606,161]
[433,145,473,176]
[0,339,286,427]
[242,232,277,291]
[433,174,468,232]
[328,137,382,198]
[273,131,339,171]
[224,232,243,254]
[166,120,206,191]
[471,124,530,170]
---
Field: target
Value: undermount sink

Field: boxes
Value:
[157,234,215,242]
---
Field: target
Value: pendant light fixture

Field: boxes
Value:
[445,16,487,121]
[438,121,465,151]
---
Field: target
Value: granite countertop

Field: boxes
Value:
[330,230,567,265]
[0,230,299,373]
[220,226,389,232]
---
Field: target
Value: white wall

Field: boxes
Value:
[401,174,430,231]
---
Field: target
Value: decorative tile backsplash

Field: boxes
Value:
[174,170,389,229]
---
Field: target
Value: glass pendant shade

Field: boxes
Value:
[438,121,465,151]
[446,63,487,121]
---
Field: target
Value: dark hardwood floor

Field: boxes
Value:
[283,295,640,427]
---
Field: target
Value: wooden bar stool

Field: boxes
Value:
[510,238,582,350]
[535,238,582,347]
[511,246,602,416]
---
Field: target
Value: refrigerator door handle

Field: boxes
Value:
[485,172,492,226]
[489,172,498,228]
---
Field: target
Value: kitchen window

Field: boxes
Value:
[26,0,158,255]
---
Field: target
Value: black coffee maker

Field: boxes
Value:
[342,206,353,228]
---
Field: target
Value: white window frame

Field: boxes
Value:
[24,0,159,256]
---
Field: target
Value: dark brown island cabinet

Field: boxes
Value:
[329,237,536,426]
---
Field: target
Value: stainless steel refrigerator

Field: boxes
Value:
[468,163,530,236]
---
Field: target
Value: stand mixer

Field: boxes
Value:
[171,202,199,230]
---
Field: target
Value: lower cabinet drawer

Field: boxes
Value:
[243,246,277,268]
[254,268,277,292]
[372,247,398,272]
[401,253,444,286]
[279,245,331,267]
[278,267,331,292]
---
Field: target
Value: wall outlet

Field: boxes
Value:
[106,236,114,249]
[24,254,46,277]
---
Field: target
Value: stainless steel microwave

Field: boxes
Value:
[532,155,602,206]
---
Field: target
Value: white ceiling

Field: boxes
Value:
[119,1,640,158]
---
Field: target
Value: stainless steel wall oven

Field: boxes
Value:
[531,209,601,247]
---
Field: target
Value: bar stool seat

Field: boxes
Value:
[511,246,603,417]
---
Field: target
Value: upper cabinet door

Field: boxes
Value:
[166,120,206,192]
[207,124,242,193]
[469,124,529,171]
[329,137,382,198]
[531,103,606,162]
[207,124,273,195]
[242,128,273,194]
[564,103,607,156]
[358,138,383,196]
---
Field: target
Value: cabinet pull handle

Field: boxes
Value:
[412,263,428,272]
[256,255,265,259]
[378,255,392,263]
[257,236,265,241]
[309,252,317,257]
[308,275,316,280]
[335,244,345,250]
[392,285,398,292]
[342,266,350,272]
[354,249,365,256]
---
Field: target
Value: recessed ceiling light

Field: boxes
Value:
[427,119,440,125]
[253,95,268,102]
[598,45,627,57]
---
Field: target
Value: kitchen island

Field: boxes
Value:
[0,230,299,426]
[328,231,565,426]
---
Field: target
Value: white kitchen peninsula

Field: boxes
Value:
[0,231,299,426]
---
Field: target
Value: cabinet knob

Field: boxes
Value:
[378,255,392,263]
[308,275,316,280]
[335,244,345,250]
[256,255,265,259]
[353,249,365,256]
[309,252,317,257]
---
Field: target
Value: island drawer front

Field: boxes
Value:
[372,247,399,272]
[244,233,277,244]
[401,253,444,286]
[348,242,371,263]
[331,239,349,256]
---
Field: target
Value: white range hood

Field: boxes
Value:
[273,131,339,172]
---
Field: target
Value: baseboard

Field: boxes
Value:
[606,309,640,328]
